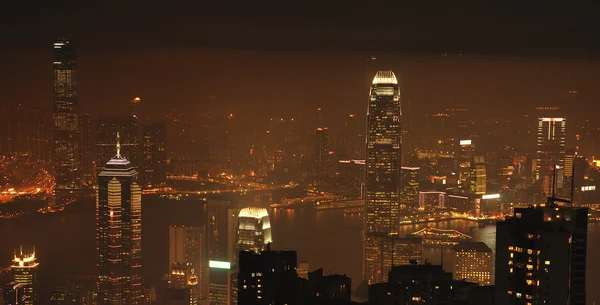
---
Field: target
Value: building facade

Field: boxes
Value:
[364,71,402,284]
[364,233,422,284]
[96,140,143,305]
[142,123,167,188]
[400,167,419,209]
[169,226,206,303]
[53,38,81,192]
[495,202,587,305]
[536,117,566,196]
[237,207,272,253]
[10,248,38,305]
[453,242,493,286]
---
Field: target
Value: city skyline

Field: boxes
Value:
[2,6,600,304]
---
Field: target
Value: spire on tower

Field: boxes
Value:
[116,132,121,159]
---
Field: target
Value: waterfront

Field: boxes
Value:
[1,197,600,304]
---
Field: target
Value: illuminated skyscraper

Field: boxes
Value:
[206,201,238,305]
[495,201,588,305]
[96,135,143,305]
[469,156,486,195]
[53,38,81,192]
[536,117,566,196]
[364,70,401,283]
[237,207,272,253]
[399,167,419,209]
[453,242,492,286]
[10,247,38,305]
[458,140,475,190]
[169,226,206,303]
[364,234,422,284]
[313,127,330,179]
[142,123,167,188]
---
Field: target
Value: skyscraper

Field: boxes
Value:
[142,123,167,188]
[10,247,38,305]
[169,226,206,303]
[96,136,143,305]
[536,117,566,196]
[53,38,81,192]
[237,207,272,253]
[399,167,419,209]
[313,127,330,180]
[363,233,422,284]
[495,201,588,305]
[470,156,487,195]
[2,282,26,305]
[453,242,493,286]
[206,201,238,305]
[364,70,401,283]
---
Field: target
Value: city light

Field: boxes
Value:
[459,140,472,145]
[209,260,231,270]
[481,194,500,199]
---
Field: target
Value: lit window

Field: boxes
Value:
[545,261,550,265]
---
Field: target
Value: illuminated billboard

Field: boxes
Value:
[459,139,472,146]
[481,194,500,200]
[209,260,231,270]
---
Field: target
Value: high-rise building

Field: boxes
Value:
[495,201,588,305]
[297,261,309,280]
[237,250,298,305]
[169,226,206,303]
[237,207,272,253]
[10,247,38,305]
[453,242,493,286]
[53,38,81,192]
[364,70,401,283]
[96,137,143,305]
[299,268,351,305]
[79,113,94,186]
[206,201,238,305]
[470,156,486,195]
[536,117,566,196]
[96,116,140,173]
[142,123,167,188]
[2,282,26,305]
[313,127,330,179]
[399,167,419,209]
[168,263,199,305]
[458,140,475,190]
[364,233,422,284]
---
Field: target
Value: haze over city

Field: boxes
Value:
[1,2,600,305]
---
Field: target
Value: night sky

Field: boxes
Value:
[2,1,600,125]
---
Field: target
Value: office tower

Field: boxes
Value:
[399,167,419,209]
[53,38,81,192]
[237,207,272,253]
[300,268,351,305]
[453,242,493,286]
[536,117,566,196]
[469,156,486,195]
[313,127,330,179]
[364,70,401,284]
[11,247,38,305]
[2,282,26,305]
[96,116,140,172]
[168,263,199,305]
[206,201,238,305]
[495,202,588,305]
[96,137,143,305]
[238,250,298,305]
[142,123,167,188]
[364,233,422,284]
[169,226,206,302]
[369,263,481,305]
[457,140,475,190]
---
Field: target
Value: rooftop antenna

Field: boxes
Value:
[115,132,121,159]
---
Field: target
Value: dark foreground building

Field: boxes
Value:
[495,200,588,305]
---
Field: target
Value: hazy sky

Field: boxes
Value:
[2,1,600,126]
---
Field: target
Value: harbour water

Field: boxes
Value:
[1,197,599,304]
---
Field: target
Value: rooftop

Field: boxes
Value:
[454,241,492,252]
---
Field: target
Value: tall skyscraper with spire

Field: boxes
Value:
[96,133,143,305]
[53,38,81,193]
[364,70,402,284]
[11,246,39,305]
